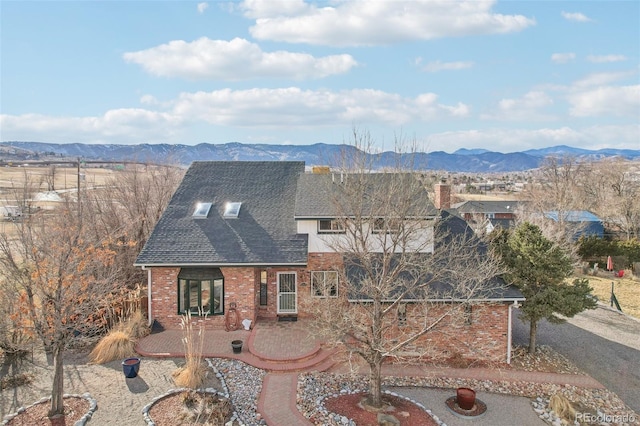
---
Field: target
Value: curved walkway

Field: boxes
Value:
[136,319,606,426]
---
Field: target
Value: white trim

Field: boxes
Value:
[347,297,526,303]
[135,262,307,268]
[507,301,513,364]
[142,266,153,326]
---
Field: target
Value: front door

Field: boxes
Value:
[277,272,297,314]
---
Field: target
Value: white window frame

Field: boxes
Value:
[318,219,345,234]
[311,271,339,298]
[372,218,401,234]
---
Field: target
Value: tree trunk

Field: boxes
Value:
[368,360,383,408]
[48,344,65,417]
[528,320,538,354]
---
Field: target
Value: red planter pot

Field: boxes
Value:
[456,387,476,410]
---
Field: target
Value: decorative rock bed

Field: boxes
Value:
[142,358,266,426]
[2,393,97,426]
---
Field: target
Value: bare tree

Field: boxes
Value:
[0,202,124,418]
[583,158,640,239]
[82,163,183,284]
[520,155,589,257]
[305,132,504,408]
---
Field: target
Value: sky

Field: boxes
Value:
[1,0,639,154]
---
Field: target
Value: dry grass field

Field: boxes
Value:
[577,272,640,319]
[0,165,134,236]
[0,165,119,195]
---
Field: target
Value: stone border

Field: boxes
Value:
[1,393,98,426]
[141,359,241,426]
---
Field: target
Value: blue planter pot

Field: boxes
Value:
[122,357,141,378]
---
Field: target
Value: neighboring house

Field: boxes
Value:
[0,205,22,220]
[135,162,524,363]
[544,210,605,239]
[453,200,524,234]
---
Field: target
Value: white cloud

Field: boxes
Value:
[568,85,640,117]
[242,0,535,46]
[171,87,469,126]
[123,37,358,80]
[0,111,183,143]
[419,60,474,73]
[572,70,636,88]
[551,53,576,64]
[0,87,470,144]
[586,54,627,63]
[481,91,555,121]
[197,2,208,14]
[561,11,593,22]
[427,125,639,153]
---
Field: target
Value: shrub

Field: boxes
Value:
[172,312,207,389]
[120,310,150,340]
[549,393,576,423]
[88,330,135,364]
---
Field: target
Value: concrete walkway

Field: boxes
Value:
[136,319,607,426]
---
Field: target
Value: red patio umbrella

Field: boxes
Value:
[606,256,613,271]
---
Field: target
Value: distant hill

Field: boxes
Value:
[1,141,638,172]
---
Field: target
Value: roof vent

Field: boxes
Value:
[224,202,242,218]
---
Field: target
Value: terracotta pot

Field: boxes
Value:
[456,387,476,410]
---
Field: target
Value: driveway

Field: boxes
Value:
[512,304,640,413]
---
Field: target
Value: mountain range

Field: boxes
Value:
[1,141,639,172]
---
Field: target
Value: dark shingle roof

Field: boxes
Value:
[453,200,523,214]
[295,172,438,218]
[135,161,308,266]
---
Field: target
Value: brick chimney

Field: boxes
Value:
[312,166,331,174]
[434,184,451,210]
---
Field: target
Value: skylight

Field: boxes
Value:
[224,202,242,218]
[193,202,213,219]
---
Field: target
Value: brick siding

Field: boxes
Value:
[148,257,511,363]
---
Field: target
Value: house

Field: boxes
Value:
[453,200,524,234]
[544,210,605,239]
[135,162,524,363]
[0,205,22,220]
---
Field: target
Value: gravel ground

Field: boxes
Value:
[2,342,638,426]
[0,350,222,426]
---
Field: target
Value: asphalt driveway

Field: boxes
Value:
[512,304,640,413]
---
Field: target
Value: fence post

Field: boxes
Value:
[610,281,623,312]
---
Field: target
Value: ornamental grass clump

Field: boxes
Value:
[88,310,148,364]
[88,330,136,364]
[549,393,576,424]
[172,311,207,389]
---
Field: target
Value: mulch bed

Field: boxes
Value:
[5,396,89,426]
[323,392,438,426]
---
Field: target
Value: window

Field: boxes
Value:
[259,270,268,306]
[372,218,401,233]
[178,268,224,315]
[223,202,242,218]
[311,271,338,298]
[463,304,472,325]
[318,219,345,233]
[193,202,213,218]
[397,304,407,326]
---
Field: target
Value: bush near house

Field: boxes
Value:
[578,236,640,269]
